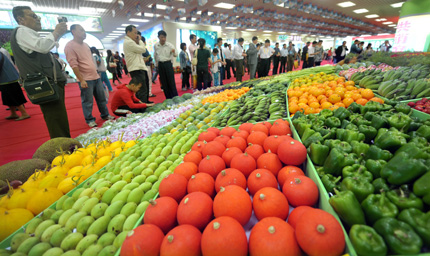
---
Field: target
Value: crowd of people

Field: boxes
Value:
[1,5,395,138]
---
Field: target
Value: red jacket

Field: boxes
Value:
[111,84,147,113]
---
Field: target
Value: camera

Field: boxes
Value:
[57,16,68,23]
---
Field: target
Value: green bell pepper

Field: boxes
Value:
[398,208,430,246]
[341,119,351,129]
[372,178,390,193]
[358,125,377,143]
[365,145,393,161]
[341,176,375,202]
[380,103,394,111]
[387,112,412,131]
[389,127,411,139]
[323,148,358,176]
[333,106,351,120]
[325,116,341,128]
[364,111,375,121]
[424,193,430,205]
[296,122,312,137]
[381,152,428,185]
[324,139,352,153]
[365,159,386,179]
[351,114,372,126]
[413,171,430,197]
[321,174,341,193]
[373,217,423,255]
[320,108,333,118]
[361,193,399,224]
[348,102,362,113]
[309,143,330,166]
[301,127,316,142]
[408,120,422,132]
[386,185,424,211]
[302,132,325,148]
[351,141,370,157]
[395,143,430,159]
[336,128,365,143]
[371,115,388,130]
[374,130,407,152]
[329,189,366,228]
[345,123,359,131]
[394,102,412,115]
[416,125,430,140]
[409,136,429,147]
[361,100,382,114]
[349,224,387,256]
[342,164,373,182]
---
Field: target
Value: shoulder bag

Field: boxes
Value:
[191,49,198,66]
[109,56,117,68]
[22,54,59,105]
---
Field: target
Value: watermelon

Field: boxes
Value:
[182,93,193,100]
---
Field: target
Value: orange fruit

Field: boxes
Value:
[309,102,320,109]
[328,105,340,111]
[351,94,362,101]
[328,94,341,104]
[369,97,384,104]
[346,85,356,91]
[298,98,308,104]
[304,107,315,115]
[356,98,368,106]
[361,89,374,100]
[321,102,333,109]
[343,98,354,107]
[289,104,299,114]
[345,81,355,86]
[317,95,327,102]
[335,102,346,108]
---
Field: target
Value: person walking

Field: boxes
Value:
[380,40,392,52]
[327,47,333,62]
[246,36,259,79]
[224,44,235,79]
[259,39,275,77]
[211,48,223,86]
[272,42,281,75]
[0,49,30,120]
[286,41,297,72]
[121,53,129,76]
[106,50,120,85]
[123,25,150,104]
[179,42,191,91]
[153,30,178,99]
[114,51,123,78]
[279,43,288,73]
[233,38,246,82]
[140,36,155,97]
[335,41,348,63]
[194,38,212,90]
[10,6,70,138]
[307,41,317,68]
[215,38,226,85]
[65,24,114,128]
[91,47,113,92]
[314,40,324,66]
[188,34,198,89]
[302,42,310,69]
[350,40,361,54]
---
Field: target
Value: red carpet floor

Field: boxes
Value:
[0,61,327,166]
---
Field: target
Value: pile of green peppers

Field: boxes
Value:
[293,101,430,255]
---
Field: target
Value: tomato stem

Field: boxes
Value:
[268,226,276,234]
[259,194,266,200]
[317,224,326,234]
[213,222,220,230]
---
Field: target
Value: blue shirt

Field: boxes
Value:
[0,52,19,84]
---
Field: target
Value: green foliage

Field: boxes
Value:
[1,42,12,55]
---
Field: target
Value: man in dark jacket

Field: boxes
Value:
[302,42,310,69]
[335,41,348,63]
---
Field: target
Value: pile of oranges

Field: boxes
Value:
[288,73,384,115]
[202,87,250,104]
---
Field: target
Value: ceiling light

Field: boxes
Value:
[179,17,186,20]
[380,18,387,21]
[365,14,379,18]
[196,11,214,15]
[383,21,393,24]
[391,2,405,8]
[112,31,124,33]
[214,2,236,9]
[246,29,256,31]
[378,33,390,35]
[337,1,356,8]
[137,13,161,17]
[225,27,237,29]
[353,8,368,13]
[33,7,79,14]
[360,34,371,37]
[263,30,273,33]
[85,0,114,2]
[147,4,168,10]
[263,34,271,37]
[388,24,396,27]
[0,1,34,8]
[278,32,286,34]
[129,18,149,23]
[116,27,125,30]
[79,7,107,13]
[120,24,129,27]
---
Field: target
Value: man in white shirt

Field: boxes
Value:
[307,41,317,68]
[188,34,198,89]
[123,25,150,104]
[215,38,227,85]
[10,6,70,138]
[259,39,275,77]
[335,41,348,64]
[154,30,178,99]
[287,41,297,72]
[233,38,247,82]
[224,43,235,79]
[279,43,288,73]
[380,40,392,52]
[65,24,114,127]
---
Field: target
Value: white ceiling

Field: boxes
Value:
[1,0,401,42]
